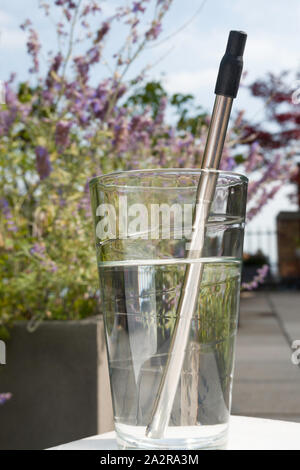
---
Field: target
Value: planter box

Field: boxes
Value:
[0,316,113,449]
[242,264,262,284]
[241,264,273,287]
[277,211,300,282]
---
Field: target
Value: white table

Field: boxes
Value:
[51,416,300,450]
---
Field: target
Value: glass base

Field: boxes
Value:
[115,423,228,450]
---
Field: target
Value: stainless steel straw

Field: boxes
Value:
[146,30,247,439]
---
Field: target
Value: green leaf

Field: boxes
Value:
[234,154,246,164]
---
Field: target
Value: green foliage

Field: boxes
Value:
[0,90,103,331]
[234,154,246,164]
[170,93,207,135]
[126,81,168,118]
[126,81,208,135]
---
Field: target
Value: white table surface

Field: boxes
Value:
[50,416,300,450]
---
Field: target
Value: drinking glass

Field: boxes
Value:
[90,169,248,449]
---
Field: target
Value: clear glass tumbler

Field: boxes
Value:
[90,169,248,450]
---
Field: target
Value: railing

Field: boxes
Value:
[244,228,278,276]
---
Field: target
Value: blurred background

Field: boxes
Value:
[0,0,299,449]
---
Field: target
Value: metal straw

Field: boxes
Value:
[146,30,247,439]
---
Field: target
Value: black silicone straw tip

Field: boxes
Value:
[215,30,247,98]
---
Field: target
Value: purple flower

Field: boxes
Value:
[81,2,101,17]
[157,0,173,13]
[30,243,58,272]
[87,46,101,65]
[1,198,10,214]
[46,53,63,89]
[146,21,162,40]
[0,393,12,405]
[155,96,167,125]
[0,198,17,232]
[225,157,236,171]
[55,0,75,6]
[20,19,32,31]
[111,117,129,152]
[55,121,72,150]
[56,21,67,37]
[49,261,58,273]
[63,7,72,22]
[74,55,89,82]
[39,2,50,16]
[133,2,146,13]
[245,141,262,172]
[30,242,46,256]
[26,28,41,73]
[81,5,91,16]
[0,109,17,137]
[78,194,91,217]
[35,146,52,180]
[94,22,110,44]
[242,264,269,291]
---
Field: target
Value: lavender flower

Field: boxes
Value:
[111,117,129,152]
[242,264,269,291]
[26,28,41,73]
[0,198,17,232]
[225,157,236,171]
[0,393,12,405]
[56,21,67,37]
[155,96,167,125]
[46,53,63,89]
[35,146,52,180]
[94,22,110,44]
[146,21,162,40]
[0,109,17,137]
[30,242,58,272]
[245,142,262,172]
[48,260,58,273]
[63,7,72,22]
[81,2,101,17]
[157,0,173,13]
[55,121,72,150]
[55,0,75,6]
[74,55,89,82]
[133,2,146,13]
[86,46,101,65]
[78,195,91,217]
[20,19,32,31]
[30,242,46,256]
[39,2,50,16]
[247,184,281,221]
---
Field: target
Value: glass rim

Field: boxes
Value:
[89,168,248,190]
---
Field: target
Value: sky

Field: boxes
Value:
[0,0,299,234]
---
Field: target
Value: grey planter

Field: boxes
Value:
[0,316,113,449]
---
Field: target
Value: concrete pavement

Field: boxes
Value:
[232,291,300,422]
